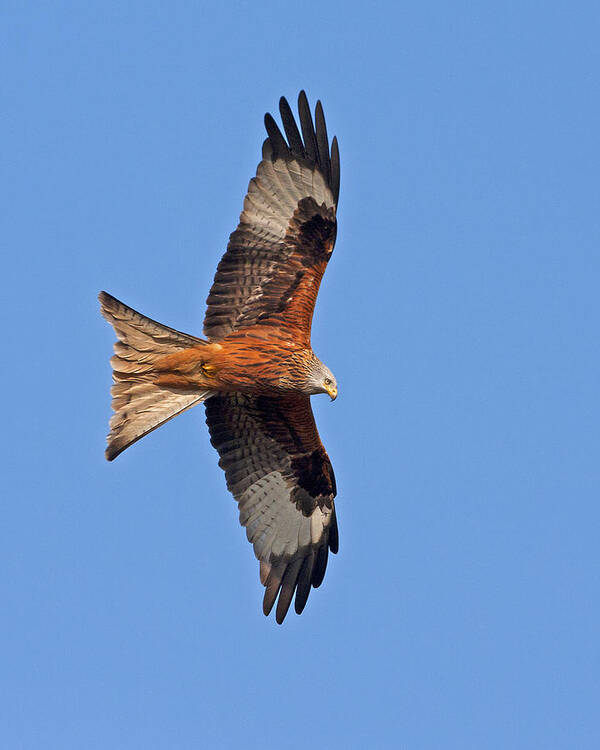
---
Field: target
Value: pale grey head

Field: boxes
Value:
[306,356,338,400]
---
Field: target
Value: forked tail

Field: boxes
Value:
[99,291,215,460]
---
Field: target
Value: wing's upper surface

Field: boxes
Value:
[203,92,339,344]
[205,393,338,623]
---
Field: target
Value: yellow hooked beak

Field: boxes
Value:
[324,383,338,401]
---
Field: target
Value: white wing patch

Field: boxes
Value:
[239,470,330,561]
[239,152,335,248]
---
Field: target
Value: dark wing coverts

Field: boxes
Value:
[203,91,340,344]
[204,94,340,621]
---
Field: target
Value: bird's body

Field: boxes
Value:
[100,92,341,623]
[153,328,330,398]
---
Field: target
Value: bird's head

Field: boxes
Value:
[307,357,338,401]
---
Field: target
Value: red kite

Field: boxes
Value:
[100,92,340,623]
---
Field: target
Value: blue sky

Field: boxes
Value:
[3,1,599,747]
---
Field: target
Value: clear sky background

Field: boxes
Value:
[3,1,599,748]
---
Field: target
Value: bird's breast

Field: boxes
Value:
[211,333,312,393]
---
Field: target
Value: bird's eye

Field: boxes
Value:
[324,378,331,385]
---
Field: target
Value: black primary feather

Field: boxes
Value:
[264,113,289,160]
[294,553,314,614]
[297,90,319,163]
[312,545,329,589]
[279,96,304,157]
[330,136,340,205]
[314,100,331,184]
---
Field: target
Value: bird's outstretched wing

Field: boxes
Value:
[203,91,339,345]
[205,393,338,623]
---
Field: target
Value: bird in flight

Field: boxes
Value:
[99,91,340,623]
